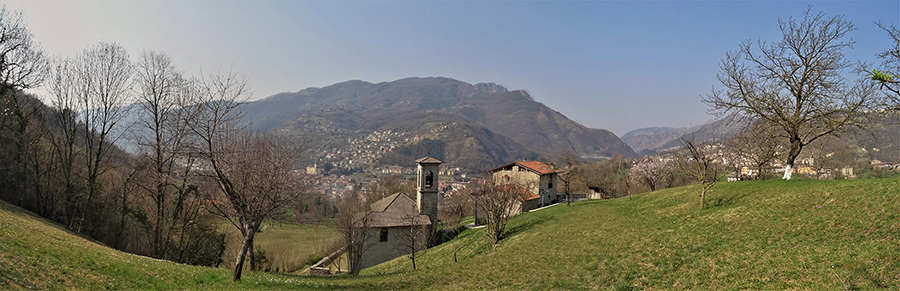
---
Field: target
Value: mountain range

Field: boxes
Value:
[114,76,896,171]
[622,113,899,164]
[621,114,746,155]
[240,77,635,172]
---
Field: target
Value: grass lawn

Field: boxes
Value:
[362,178,900,289]
[2,178,898,290]
[0,200,336,290]
[220,220,340,274]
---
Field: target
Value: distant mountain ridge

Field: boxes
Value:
[620,127,691,154]
[621,114,746,155]
[623,113,898,165]
[241,77,635,171]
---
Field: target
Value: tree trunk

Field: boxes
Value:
[232,223,259,281]
[699,185,707,210]
[248,239,255,271]
[154,181,164,257]
[782,138,803,180]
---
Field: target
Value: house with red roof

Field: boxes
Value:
[489,160,562,211]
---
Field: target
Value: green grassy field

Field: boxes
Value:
[0,199,332,290]
[2,178,898,290]
[220,220,340,274]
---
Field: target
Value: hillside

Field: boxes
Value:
[620,126,691,154]
[3,178,899,289]
[240,77,635,171]
[0,199,295,290]
[622,114,745,154]
[363,178,900,289]
[623,113,899,163]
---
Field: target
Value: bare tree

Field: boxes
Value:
[0,4,47,209]
[870,21,900,110]
[204,131,306,281]
[186,69,308,281]
[46,57,82,224]
[398,211,431,270]
[0,5,46,93]
[0,91,60,220]
[438,192,469,238]
[559,149,581,168]
[71,42,133,231]
[558,149,581,207]
[186,69,246,280]
[470,178,520,245]
[580,163,616,198]
[726,119,781,180]
[574,154,632,199]
[335,192,372,275]
[703,7,877,179]
[132,50,197,258]
[630,158,669,192]
[675,138,727,210]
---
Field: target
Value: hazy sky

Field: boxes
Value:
[5,0,898,136]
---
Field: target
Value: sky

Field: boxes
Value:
[4,0,898,136]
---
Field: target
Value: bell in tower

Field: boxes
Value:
[424,170,434,189]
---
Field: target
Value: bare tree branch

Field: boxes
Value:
[675,137,727,210]
[470,178,521,245]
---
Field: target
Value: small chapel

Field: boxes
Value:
[308,157,441,274]
[356,157,441,270]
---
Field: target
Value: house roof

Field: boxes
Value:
[364,193,431,228]
[500,184,540,201]
[415,157,442,164]
[490,160,562,175]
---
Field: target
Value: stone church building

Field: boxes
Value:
[358,157,441,270]
[309,157,441,274]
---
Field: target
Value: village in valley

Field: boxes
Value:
[1,1,899,289]
[305,138,898,204]
[297,132,899,274]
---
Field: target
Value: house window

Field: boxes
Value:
[548,181,553,188]
[380,228,388,242]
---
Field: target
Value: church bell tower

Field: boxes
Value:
[415,157,441,226]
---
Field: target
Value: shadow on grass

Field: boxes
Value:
[708,188,752,208]
[503,216,546,238]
